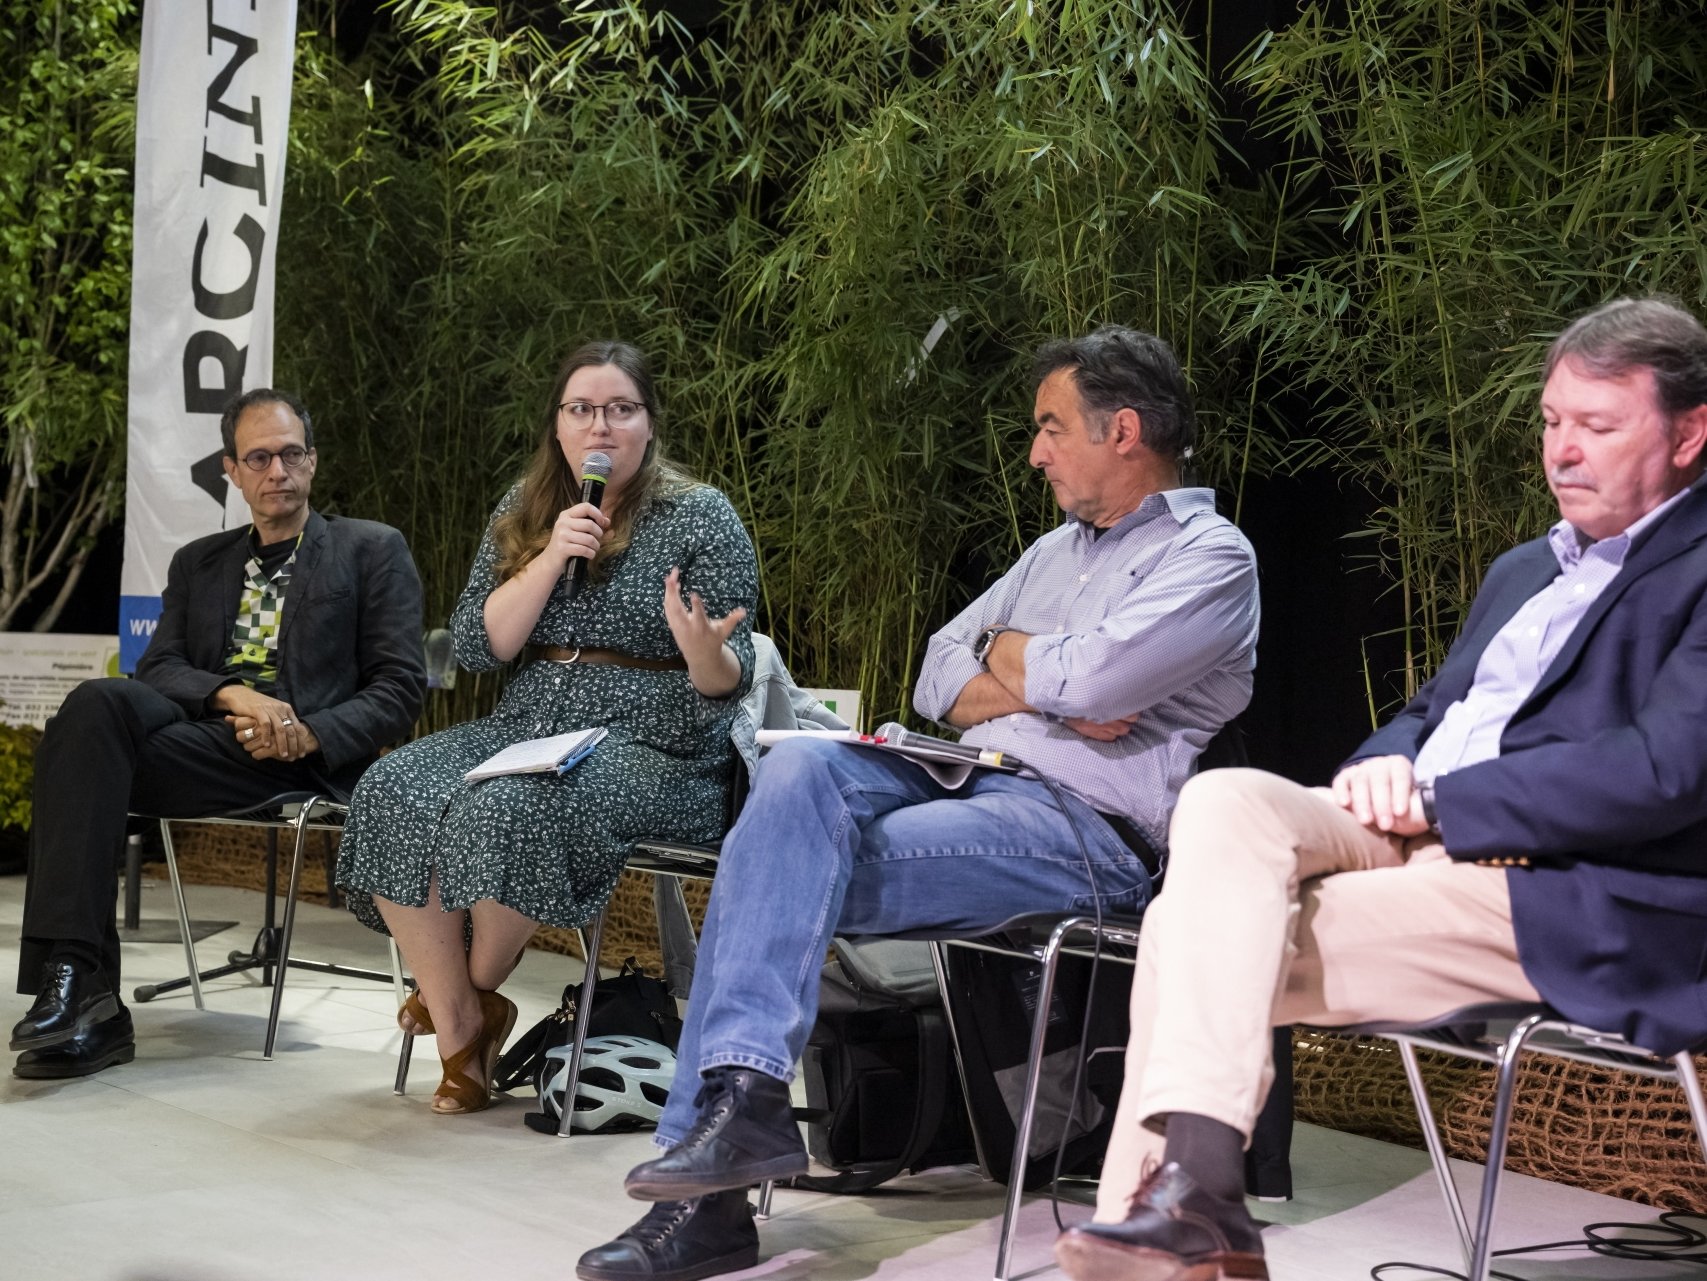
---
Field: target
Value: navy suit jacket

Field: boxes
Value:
[135,510,427,792]
[1353,486,1707,1055]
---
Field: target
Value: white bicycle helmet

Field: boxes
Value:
[538,1034,675,1134]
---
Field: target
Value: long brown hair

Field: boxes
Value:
[492,340,695,582]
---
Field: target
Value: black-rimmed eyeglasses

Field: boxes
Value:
[238,446,313,472]
[559,399,648,427]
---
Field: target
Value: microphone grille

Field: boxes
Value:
[582,451,614,481]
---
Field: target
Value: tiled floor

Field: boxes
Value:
[0,872,1693,1281]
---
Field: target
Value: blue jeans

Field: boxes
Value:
[655,736,1154,1145]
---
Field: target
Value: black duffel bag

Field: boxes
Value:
[937,939,1132,1190]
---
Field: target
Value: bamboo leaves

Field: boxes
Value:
[272,0,1707,731]
[1224,0,1707,693]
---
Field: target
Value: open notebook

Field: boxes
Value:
[465,727,607,782]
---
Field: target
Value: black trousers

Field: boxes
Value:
[18,678,334,993]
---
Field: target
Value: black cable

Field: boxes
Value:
[1369,1210,1707,1280]
[1022,765,1112,1233]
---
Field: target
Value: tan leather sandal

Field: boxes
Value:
[398,990,434,1037]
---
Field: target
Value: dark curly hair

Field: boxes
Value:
[1032,325,1196,461]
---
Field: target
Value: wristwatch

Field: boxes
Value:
[1417,779,1439,831]
[972,625,1009,666]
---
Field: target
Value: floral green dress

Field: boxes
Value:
[336,481,757,933]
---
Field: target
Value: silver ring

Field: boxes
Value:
[245,727,255,741]
[280,718,294,727]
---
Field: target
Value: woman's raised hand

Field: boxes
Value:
[662,567,746,697]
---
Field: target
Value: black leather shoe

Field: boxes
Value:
[624,1067,807,1201]
[1054,1163,1268,1281]
[576,1191,759,1281]
[9,959,119,1052]
[13,1007,135,1079]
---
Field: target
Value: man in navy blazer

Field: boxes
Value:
[10,388,426,1079]
[1055,296,1707,1281]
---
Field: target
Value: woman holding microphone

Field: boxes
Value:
[338,340,757,1115]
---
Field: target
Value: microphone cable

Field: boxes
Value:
[1014,761,1116,1233]
[1368,1209,1707,1279]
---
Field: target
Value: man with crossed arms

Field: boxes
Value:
[1056,295,1707,1281]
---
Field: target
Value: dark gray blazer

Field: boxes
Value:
[135,509,427,790]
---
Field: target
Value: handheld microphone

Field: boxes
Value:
[875,721,1018,771]
[567,451,613,600]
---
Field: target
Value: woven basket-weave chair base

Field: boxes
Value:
[1292,1028,1707,1211]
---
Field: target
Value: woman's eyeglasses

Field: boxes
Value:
[559,399,648,427]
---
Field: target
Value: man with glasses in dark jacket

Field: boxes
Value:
[10,388,426,1079]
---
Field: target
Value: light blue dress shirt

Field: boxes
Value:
[913,487,1260,853]
[1413,487,1693,785]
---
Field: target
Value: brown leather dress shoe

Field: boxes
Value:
[1054,1162,1267,1281]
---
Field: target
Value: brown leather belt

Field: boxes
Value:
[533,644,688,672]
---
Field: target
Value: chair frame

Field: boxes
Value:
[135,794,406,1058]
[389,835,718,1131]
[1352,1007,1707,1281]
[911,909,1290,1281]
[933,915,1144,1281]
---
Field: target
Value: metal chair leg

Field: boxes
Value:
[993,919,1079,1281]
[755,1180,774,1219]
[1675,1050,1707,1168]
[158,818,205,1010]
[392,941,416,1095]
[1464,1013,1547,1281]
[1395,1039,1474,1263]
[557,909,608,1136]
[264,797,321,1059]
[927,940,994,1181]
[389,938,407,1008]
[395,1029,416,1095]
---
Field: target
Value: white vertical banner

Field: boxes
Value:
[119,0,298,671]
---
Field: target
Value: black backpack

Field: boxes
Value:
[790,939,977,1192]
[937,935,1134,1189]
[492,956,681,1095]
[792,934,1292,1196]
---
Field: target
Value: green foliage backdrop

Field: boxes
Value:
[0,1,134,631]
[10,0,1707,734]
[281,0,1253,730]
[1221,0,1707,706]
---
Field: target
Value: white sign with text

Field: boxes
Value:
[119,0,299,670]
[0,634,122,729]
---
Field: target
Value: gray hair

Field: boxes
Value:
[1544,296,1707,418]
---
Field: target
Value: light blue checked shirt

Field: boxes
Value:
[914,488,1259,853]
[1413,487,1693,785]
